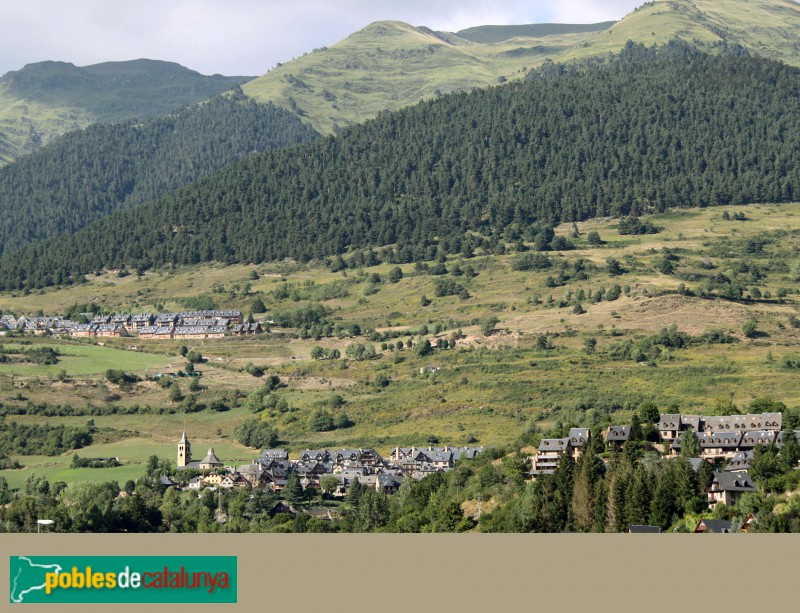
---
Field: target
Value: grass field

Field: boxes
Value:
[0,340,173,377]
[3,201,800,487]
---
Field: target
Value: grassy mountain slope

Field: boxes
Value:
[241,20,609,134]
[562,0,800,64]
[0,59,254,164]
[243,0,800,135]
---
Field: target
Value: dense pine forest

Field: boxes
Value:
[0,91,319,255]
[2,41,800,289]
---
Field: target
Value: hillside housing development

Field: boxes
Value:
[0,310,265,340]
[530,412,800,510]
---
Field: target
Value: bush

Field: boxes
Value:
[186,350,204,364]
[235,419,278,449]
[388,267,403,283]
[105,369,138,390]
[334,413,353,429]
[244,362,265,377]
[479,316,500,336]
[433,278,470,299]
[345,342,376,361]
[587,231,603,246]
[310,409,335,432]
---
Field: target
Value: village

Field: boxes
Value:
[167,432,485,500]
[0,310,267,340]
[157,410,800,533]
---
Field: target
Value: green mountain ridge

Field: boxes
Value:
[242,0,800,135]
[4,43,800,290]
[0,59,254,165]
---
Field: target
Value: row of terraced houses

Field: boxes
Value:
[0,310,268,340]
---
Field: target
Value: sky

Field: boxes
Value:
[0,0,643,77]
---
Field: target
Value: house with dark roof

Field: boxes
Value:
[724,451,753,473]
[605,426,631,450]
[70,324,97,338]
[707,470,756,508]
[531,438,570,477]
[658,414,682,442]
[129,314,154,329]
[300,450,331,463]
[567,428,590,460]
[704,413,782,433]
[261,449,289,462]
[173,326,209,339]
[96,324,129,337]
[155,313,179,327]
[694,519,734,533]
[231,323,263,335]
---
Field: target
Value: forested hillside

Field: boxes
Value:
[3,41,800,290]
[0,91,319,255]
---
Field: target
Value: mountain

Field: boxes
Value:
[4,42,800,290]
[0,91,318,256]
[242,0,800,134]
[0,59,254,164]
[561,0,800,65]
[241,20,613,134]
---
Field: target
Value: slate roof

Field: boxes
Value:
[628,525,662,533]
[703,413,782,432]
[606,426,631,442]
[696,519,734,533]
[687,458,705,472]
[658,414,681,431]
[738,430,776,448]
[711,470,756,493]
[200,447,223,466]
[681,415,702,430]
[174,326,209,336]
[538,438,569,452]
[261,449,289,461]
[568,428,590,447]
[724,451,753,472]
[775,430,800,448]
[700,432,742,448]
[71,324,97,333]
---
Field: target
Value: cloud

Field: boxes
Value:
[0,0,642,77]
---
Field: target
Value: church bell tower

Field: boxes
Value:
[178,431,191,468]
